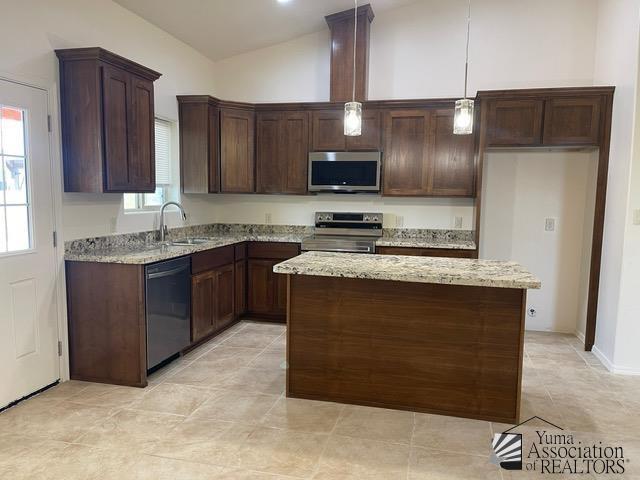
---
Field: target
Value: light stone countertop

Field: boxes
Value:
[374,238,476,250]
[273,251,541,289]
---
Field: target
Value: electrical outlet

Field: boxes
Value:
[545,218,556,232]
[265,213,272,225]
[527,307,537,318]
[634,209,640,226]
[454,216,463,229]
[396,215,404,228]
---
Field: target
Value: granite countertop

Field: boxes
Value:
[273,251,541,289]
[374,238,476,250]
[64,234,305,265]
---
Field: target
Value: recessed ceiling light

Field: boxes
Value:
[277,0,292,3]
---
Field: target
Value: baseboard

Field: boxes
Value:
[592,345,640,375]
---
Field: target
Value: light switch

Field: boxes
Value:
[545,218,556,232]
[634,209,640,226]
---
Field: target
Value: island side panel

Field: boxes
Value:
[287,274,526,424]
[66,261,148,387]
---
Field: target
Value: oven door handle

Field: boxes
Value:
[146,264,190,280]
[304,246,373,253]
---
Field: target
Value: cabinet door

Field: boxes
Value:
[247,259,275,315]
[543,97,601,146]
[191,271,215,343]
[208,105,220,192]
[429,109,475,196]
[382,110,431,196]
[280,111,309,194]
[179,102,218,194]
[347,109,381,151]
[311,110,346,151]
[214,264,235,330]
[486,99,544,147]
[220,108,255,193]
[102,65,131,192]
[128,76,155,192]
[256,112,282,193]
[235,260,247,318]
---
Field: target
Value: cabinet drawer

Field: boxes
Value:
[234,243,247,261]
[376,246,475,258]
[192,245,234,274]
[248,242,300,260]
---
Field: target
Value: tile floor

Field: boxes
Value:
[1,321,639,479]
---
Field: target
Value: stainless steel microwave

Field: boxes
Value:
[308,152,382,193]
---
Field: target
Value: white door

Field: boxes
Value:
[0,79,59,409]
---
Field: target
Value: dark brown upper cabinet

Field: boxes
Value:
[220,106,255,193]
[56,48,161,193]
[178,96,219,193]
[311,108,381,152]
[543,97,601,146]
[383,110,431,196]
[429,109,475,197]
[256,110,309,194]
[485,98,544,147]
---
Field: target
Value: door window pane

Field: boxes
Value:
[3,156,27,204]
[5,205,30,252]
[0,104,31,254]
[1,107,25,156]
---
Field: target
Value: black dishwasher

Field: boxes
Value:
[145,257,191,370]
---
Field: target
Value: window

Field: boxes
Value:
[124,118,172,210]
[0,105,31,253]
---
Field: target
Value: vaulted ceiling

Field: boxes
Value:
[113,0,419,61]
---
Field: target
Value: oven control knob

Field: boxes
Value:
[364,216,370,222]
[372,216,379,222]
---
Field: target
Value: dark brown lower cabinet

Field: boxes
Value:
[235,259,247,318]
[191,262,235,344]
[376,246,476,258]
[247,242,300,322]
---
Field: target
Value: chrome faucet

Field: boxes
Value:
[158,201,187,243]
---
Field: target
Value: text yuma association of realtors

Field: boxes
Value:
[526,431,626,475]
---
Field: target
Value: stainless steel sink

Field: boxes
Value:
[170,237,210,246]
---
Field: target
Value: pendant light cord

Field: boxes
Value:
[352,0,358,103]
[463,0,471,99]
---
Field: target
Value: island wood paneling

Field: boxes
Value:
[376,246,475,258]
[286,274,526,423]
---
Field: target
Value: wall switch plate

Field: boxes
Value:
[396,215,404,228]
[265,213,272,225]
[454,216,463,229]
[634,209,640,226]
[545,218,556,232]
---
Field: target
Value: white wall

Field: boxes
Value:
[480,151,598,334]
[0,0,220,240]
[215,0,598,102]
[590,0,640,373]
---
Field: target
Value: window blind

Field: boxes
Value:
[154,118,171,185]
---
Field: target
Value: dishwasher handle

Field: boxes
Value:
[146,264,190,280]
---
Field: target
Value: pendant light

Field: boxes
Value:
[344,0,362,136]
[454,0,474,135]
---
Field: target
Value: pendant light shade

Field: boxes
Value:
[454,0,474,135]
[344,101,362,136]
[344,0,362,136]
[454,98,474,135]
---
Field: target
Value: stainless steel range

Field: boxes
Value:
[301,212,383,254]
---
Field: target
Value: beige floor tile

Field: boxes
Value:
[222,367,286,395]
[554,399,640,437]
[163,359,239,388]
[0,399,112,442]
[130,383,211,416]
[131,454,227,479]
[66,383,148,408]
[332,404,414,444]
[150,417,254,466]
[313,435,410,480]
[191,389,280,423]
[0,434,70,479]
[261,397,343,433]
[75,408,186,452]
[213,468,297,479]
[412,413,492,456]
[229,426,328,478]
[409,447,501,480]
[248,349,288,371]
[241,322,286,336]
[35,380,91,400]
[222,331,282,349]
[198,345,263,365]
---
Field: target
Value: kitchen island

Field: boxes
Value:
[273,251,541,424]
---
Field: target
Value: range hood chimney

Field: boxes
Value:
[325,4,375,102]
